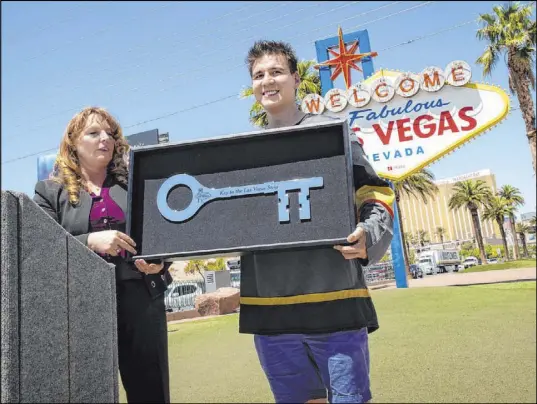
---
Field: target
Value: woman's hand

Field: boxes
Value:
[134,259,164,275]
[87,230,137,256]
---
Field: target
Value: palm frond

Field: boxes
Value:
[448,180,493,212]
[498,184,525,208]
[529,19,536,47]
[482,195,514,223]
[476,45,500,76]
[515,222,530,234]
[477,12,497,28]
[239,87,254,99]
[476,1,535,79]
[394,168,438,204]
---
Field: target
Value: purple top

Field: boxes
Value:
[88,187,127,260]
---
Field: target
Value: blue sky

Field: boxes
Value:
[2,1,535,215]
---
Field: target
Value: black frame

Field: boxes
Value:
[126,119,357,261]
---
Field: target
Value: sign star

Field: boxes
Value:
[315,27,378,89]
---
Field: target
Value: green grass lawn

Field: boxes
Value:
[464,259,536,273]
[120,281,536,403]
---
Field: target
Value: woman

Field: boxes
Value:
[33,106,171,403]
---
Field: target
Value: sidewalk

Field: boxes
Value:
[377,267,536,290]
[168,311,237,326]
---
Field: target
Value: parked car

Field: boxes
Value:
[230,269,241,288]
[409,264,423,279]
[227,259,241,270]
[461,256,479,269]
[487,258,498,264]
[164,282,203,312]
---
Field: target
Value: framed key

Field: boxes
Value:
[157,174,324,223]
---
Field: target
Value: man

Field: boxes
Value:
[239,40,395,404]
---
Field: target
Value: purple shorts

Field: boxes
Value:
[254,328,371,403]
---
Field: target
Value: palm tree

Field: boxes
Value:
[403,232,414,255]
[530,215,536,235]
[404,231,420,263]
[184,258,227,285]
[184,259,207,284]
[239,59,322,128]
[476,2,536,174]
[416,230,430,249]
[448,180,493,264]
[483,195,514,260]
[435,226,447,248]
[239,86,267,127]
[394,169,439,275]
[498,185,525,260]
[515,222,531,257]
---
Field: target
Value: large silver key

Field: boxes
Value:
[157,174,324,223]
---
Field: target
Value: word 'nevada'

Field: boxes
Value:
[301,60,472,114]
[368,146,425,162]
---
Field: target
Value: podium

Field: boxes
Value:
[1,191,118,403]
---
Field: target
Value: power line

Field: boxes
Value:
[142,1,405,96]
[20,2,277,90]
[379,19,476,52]
[74,1,421,105]
[19,3,179,62]
[4,105,521,165]
[9,1,393,129]
[27,2,258,88]
[99,1,343,91]
[5,2,100,45]
[5,2,443,139]
[341,1,437,37]
[11,1,332,121]
[69,1,315,89]
[7,1,304,127]
[6,3,263,125]
[4,8,504,163]
[2,94,240,165]
[123,94,238,129]
[3,3,466,137]
[2,148,59,165]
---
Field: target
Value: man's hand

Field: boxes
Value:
[333,226,367,260]
[134,259,163,275]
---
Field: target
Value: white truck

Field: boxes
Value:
[418,249,462,275]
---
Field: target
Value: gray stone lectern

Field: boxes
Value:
[1,191,118,403]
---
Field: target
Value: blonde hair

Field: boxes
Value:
[50,106,130,205]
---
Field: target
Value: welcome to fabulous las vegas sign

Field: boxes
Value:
[300,60,510,181]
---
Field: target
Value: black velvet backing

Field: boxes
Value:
[127,121,356,260]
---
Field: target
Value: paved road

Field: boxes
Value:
[377,267,536,290]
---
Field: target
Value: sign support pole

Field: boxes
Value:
[388,181,408,288]
[314,29,408,288]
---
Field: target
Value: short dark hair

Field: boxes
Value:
[246,40,298,76]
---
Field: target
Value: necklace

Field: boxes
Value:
[87,182,102,196]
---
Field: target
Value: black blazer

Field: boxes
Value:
[33,176,172,298]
